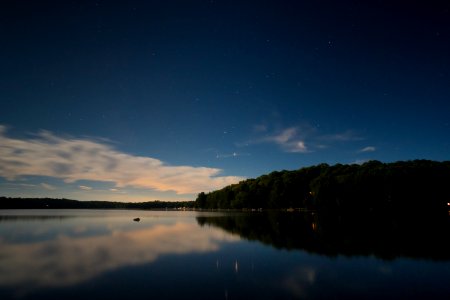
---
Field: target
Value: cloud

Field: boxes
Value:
[243,123,365,154]
[0,127,244,194]
[269,128,309,153]
[20,183,38,187]
[41,183,56,190]
[271,127,297,144]
[108,188,126,194]
[359,146,376,153]
[317,130,363,142]
[0,222,239,290]
[78,185,93,191]
[1,183,37,188]
[291,141,308,153]
[253,127,310,153]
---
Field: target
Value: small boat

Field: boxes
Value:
[133,218,140,222]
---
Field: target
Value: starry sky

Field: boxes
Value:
[1,1,449,202]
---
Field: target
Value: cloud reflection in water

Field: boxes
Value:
[0,221,239,289]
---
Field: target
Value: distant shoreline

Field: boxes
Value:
[0,197,195,210]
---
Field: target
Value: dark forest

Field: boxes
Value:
[196,160,450,215]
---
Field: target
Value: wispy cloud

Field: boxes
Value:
[1,183,37,188]
[270,127,297,144]
[41,183,56,190]
[359,146,376,153]
[262,127,310,153]
[291,141,308,153]
[0,126,244,194]
[243,124,364,154]
[20,183,38,187]
[317,130,363,142]
[78,185,93,191]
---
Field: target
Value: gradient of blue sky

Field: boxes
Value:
[1,1,449,201]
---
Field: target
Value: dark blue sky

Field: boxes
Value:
[1,1,449,201]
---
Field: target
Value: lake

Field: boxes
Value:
[0,209,449,299]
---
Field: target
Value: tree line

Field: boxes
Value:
[195,160,450,214]
[0,197,195,209]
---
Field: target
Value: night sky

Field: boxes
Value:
[1,1,449,202]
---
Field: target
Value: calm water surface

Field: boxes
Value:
[0,209,449,299]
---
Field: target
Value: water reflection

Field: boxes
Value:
[197,211,450,260]
[0,215,73,222]
[1,210,450,299]
[0,210,238,290]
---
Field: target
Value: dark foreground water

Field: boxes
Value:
[0,209,449,299]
